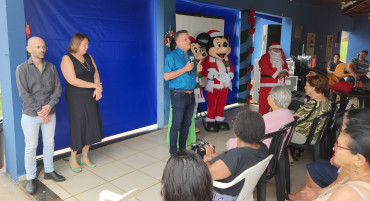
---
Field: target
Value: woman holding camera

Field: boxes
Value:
[203,110,269,200]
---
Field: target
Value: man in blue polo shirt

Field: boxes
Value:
[164,30,203,154]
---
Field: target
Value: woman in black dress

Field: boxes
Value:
[61,33,104,173]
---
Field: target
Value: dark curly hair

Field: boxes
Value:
[335,109,364,131]
[343,109,370,165]
[233,110,265,144]
[306,75,329,94]
[161,150,213,201]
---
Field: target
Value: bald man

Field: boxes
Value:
[16,37,65,195]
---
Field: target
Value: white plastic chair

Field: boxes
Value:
[99,188,139,201]
[213,154,273,201]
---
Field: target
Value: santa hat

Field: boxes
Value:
[269,42,287,64]
[269,42,282,49]
[208,30,223,38]
[189,36,196,43]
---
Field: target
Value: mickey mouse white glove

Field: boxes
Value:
[228,72,234,80]
[220,72,231,84]
[207,68,219,80]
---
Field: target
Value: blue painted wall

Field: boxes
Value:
[252,16,292,68]
[0,0,27,182]
[347,14,370,61]
[157,0,176,127]
[281,18,292,58]
[23,0,158,153]
[193,0,355,64]
[1,0,166,181]
[1,0,368,182]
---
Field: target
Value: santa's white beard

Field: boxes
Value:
[269,50,284,70]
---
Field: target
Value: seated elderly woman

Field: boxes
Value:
[161,150,213,201]
[226,86,294,150]
[203,110,269,201]
[289,75,331,163]
[288,109,361,201]
[296,108,370,201]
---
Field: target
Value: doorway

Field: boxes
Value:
[340,31,350,63]
[264,24,282,54]
[251,13,292,103]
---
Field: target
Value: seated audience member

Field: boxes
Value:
[294,108,370,201]
[326,53,342,75]
[203,111,269,201]
[306,66,328,78]
[288,109,362,200]
[292,75,331,143]
[226,86,294,150]
[305,65,330,101]
[289,75,331,163]
[347,50,369,89]
[347,50,370,109]
[161,150,213,201]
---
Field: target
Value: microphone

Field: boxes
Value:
[189,56,194,75]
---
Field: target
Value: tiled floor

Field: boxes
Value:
[13,104,312,201]
[0,170,32,201]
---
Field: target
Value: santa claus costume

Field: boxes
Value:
[258,42,289,115]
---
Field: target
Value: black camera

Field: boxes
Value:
[190,139,214,158]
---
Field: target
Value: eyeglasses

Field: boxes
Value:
[333,142,350,151]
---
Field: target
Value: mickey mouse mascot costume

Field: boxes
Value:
[197,30,234,132]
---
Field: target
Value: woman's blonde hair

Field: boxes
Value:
[67,33,89,53]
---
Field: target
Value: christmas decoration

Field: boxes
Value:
[164,26,175,48]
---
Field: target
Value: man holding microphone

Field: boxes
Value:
[164,30,202,154]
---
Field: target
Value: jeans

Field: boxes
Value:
[21,114,56,180]
[169,89,195,154]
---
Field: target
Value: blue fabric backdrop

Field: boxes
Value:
[24,0,157,154]
[176,0,240,110]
